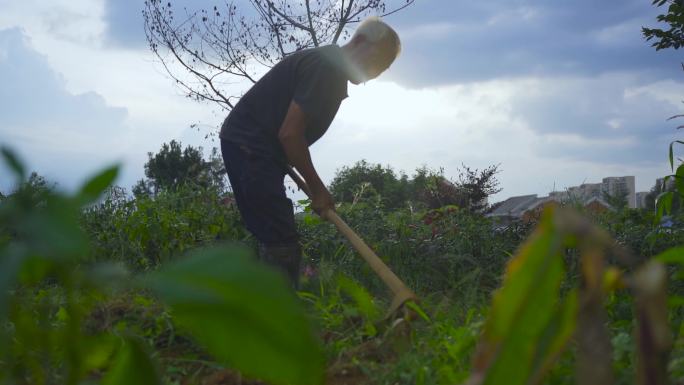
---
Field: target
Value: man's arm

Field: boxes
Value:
[278,100,335,216]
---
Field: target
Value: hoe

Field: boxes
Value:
[286,166,418,317]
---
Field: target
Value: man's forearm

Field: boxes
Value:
[279,133,326,194]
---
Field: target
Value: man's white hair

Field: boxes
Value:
[352,16,401,60]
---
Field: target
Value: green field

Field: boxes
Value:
[2,144,684,385]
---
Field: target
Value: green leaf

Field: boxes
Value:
[83,334,118,372]
[471,210,570,385]
[55,306,69,323]
[676,164,684,197]
[655,246,684,265]
[0,146,25,181]
[142,245,324,385]
[668,140,684,171]
[303,213,323,226]
[103,338,161,385]
[338,275,380,321]
[20,196,89,258]
[0,245,25,321]
[79,165,119,203]
[405,301,431,323]
[668,296,684,307]
[528,290,578,379]
[656,191,674,222]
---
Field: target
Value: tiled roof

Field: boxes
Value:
[488,194,539,217]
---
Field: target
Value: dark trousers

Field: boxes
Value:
[220,139,299,246]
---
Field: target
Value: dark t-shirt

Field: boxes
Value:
[220,45,350,160]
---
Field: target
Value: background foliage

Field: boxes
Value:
[3,138,684,384]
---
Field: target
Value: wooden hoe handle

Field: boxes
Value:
[286,166,417,314]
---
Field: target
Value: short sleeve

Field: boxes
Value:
[292,54,345,124]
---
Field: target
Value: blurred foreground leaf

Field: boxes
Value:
[0,147,25,181]
[656,246,684,265]
[656,191,674,223]
[19,196,89,259]
[143,245,324,385]
[0,246,24,348]
[103,338,161,385]
[79,165,119,204]
[676,164,684,196]
[469,210,576,385]
[633,262,671,385]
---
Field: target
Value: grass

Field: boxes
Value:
[2,153,684,384]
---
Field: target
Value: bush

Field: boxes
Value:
[298,200,530,296]
[81,184,249,270]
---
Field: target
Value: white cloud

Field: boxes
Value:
[311,76,675,201]
[594,18,644,47]
[400,22,460,41]
[486,6,542,26]
[0,0,679,205]
[0,2,232,193]
[0,0,105,45]
[0,28,132,192]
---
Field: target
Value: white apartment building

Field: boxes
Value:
[490,176,640,221]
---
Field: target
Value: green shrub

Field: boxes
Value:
[81,184,249,270]
[0,147,323,385]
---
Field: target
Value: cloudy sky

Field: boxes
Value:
[0,0,682,202]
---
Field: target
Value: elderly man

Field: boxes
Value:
[220,17,401,287]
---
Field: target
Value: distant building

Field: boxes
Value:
[489,176,644,222]
[520,199,560,223]
[487,194,541,222]
[584,196,613,214]
[603,176,636,208]
[636,191,650,209]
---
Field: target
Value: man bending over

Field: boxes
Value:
[220,17,401,287]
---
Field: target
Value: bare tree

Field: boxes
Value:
[143,0,414,111]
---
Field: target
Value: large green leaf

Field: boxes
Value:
[103,338,161,385]
[656,191,674,222]
[78,165,119,204]
[669,140,684,171]
[19,196,89,259]
[675,163,684,198]
[656,246,684,265]
[471,210,573,385]
[143,245,324,385]
[0,245,24,326]
[0,146,25,181]
[528,289,578,381]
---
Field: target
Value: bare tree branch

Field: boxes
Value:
[265,1,312,32]
[143,0,413,114]
[305,0,319,46]
[333,0,356,43]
